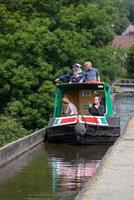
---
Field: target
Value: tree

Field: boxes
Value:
[117,0,134,24]
[0,115,27,147]
[126,46,134,78]
[0,0,130,145]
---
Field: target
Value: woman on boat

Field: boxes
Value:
[88,96,105,116]
[62,97,77,116]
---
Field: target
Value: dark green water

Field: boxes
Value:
[0,143,110,200]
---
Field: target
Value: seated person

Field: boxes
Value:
[88,96,105,116]
[55,63,83,83]
[62,97,77,116]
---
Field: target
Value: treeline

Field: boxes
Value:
[119,0,134,24]
[0,0,131,146]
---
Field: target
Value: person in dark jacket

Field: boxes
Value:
[55,63,83,83]
[69,65,83,83]
[88,96,105,116]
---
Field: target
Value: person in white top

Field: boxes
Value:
[62,97,77,116]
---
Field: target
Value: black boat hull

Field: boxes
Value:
[46,116,120,144]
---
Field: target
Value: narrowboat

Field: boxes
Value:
[46,82,120,144]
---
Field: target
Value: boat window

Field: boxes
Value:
[82,90,91,97]
[94,90,99,95]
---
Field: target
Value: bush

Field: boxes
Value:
[0,115,27,147]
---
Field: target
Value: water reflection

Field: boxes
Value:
[0,143,111,200]
[0,143,44,183]
[45,144,110,199]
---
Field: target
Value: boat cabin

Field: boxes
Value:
[54,82,113,117]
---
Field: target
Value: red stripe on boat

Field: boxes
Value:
[60,117,76,124]
[80,116,99,124]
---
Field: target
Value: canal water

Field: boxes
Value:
[114,91,134,131]
[0,91,134,200]
[0,144,110,200]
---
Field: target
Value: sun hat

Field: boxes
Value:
[72,63,81,68]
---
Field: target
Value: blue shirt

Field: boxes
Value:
[83,67,99,82]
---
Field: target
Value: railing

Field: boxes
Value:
[114,79,134,87]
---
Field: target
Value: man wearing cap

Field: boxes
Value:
[82,61,100,83]
[72,63,82,73]
[55,63,83,83]
[69,63,83,83]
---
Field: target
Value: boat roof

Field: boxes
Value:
[56,82,110,90]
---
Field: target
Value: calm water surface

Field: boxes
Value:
[0,91,133,200]
[114,92,134,131]
[0,144,110,200]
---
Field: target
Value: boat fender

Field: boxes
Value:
[75,123,87,136]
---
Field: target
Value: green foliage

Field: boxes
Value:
[0,0,130,146]
[98,0,129,34]
[126,46,134,78]
[0,115,27,147]
[88,46,127,82]
[117,0,134,24]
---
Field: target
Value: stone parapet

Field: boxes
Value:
[0,128,46,167]
[75,117,134,200]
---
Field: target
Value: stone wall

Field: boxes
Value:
[0,128,46,167]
